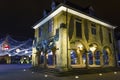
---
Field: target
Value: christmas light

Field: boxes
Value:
[0,35,33,56]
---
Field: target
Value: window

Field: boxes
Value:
[88,51,93,65]
[108,29,112,43]
[71,50,77,64]
[56,28,59,36]
[55,28,59,41]
[76,20,82,38]
[39,28,42,37]
[91,23,96,35]
[103,50,109,65]
[48,19,53,33]
[95,51,100,65]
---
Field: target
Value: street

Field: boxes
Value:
[0,64,120,80]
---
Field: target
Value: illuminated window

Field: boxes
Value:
[91,23,96,35]
[47,51,53,65]
[95,51,100,65]
[75,19,82,38]
[103,50,109,65]
[88,51,93,65]
[71,50,77,64]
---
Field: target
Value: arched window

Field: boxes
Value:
[40,52,44,64]
[88,51,93,65]
[95,51,100,65]
[103,50,109,65]
[71,50,77,64]
[82,53,86,64]
[47,51,53,65]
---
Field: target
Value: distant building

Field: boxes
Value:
[0,35,32,64]
[32,1,117,71]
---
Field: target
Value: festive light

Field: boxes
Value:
[0,35,33,56]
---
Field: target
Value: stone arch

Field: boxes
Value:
[70,41,87,67]
[102,46,113,66]
[88,42,100,51]
[88,43,102,66]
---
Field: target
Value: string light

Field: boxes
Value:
[0,35,32,56]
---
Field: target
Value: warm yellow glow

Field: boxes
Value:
[77,44,83,50]
[114,72,117,74]
[32,48,37,54]
[90,44,97,52]
[90,47,97,52]
[99,73,102,76]
[33,4,116,29]
[75,76,79,79]
[83,59,86,64]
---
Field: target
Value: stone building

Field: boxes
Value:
[32,1,117,71]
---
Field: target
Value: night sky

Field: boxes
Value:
[0,0,120,40]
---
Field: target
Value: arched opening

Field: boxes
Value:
[70,42,87,67]
[88,51,93,65]
[47,50,54,65]
[94,51,101,65]
[40,52,44,64]
[103,50,109,65]
[103,47,112,66]
[70,50,77,64]
[88,43,101,66]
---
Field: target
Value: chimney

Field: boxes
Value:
[89,6,95,16]
[51,0,56,11]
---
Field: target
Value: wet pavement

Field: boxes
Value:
[0,64,120,80]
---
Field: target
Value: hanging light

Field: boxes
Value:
[25,50,28,53]
[16,48,21,53]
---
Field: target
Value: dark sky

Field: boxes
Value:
[0,0,120,40]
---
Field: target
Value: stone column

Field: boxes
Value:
[58,23,68,71]
[32,48,39,66]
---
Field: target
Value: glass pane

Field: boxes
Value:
[95,51,100,65]
[71,50,77,64]
[88,51,93,65]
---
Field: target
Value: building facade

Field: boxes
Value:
[32,2,116,71]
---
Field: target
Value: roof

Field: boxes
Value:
[33,3,117,29]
